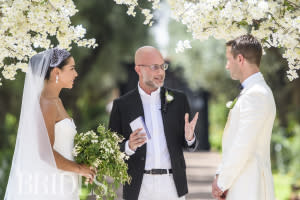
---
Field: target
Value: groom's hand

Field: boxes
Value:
[185,112,199,141]
[129,128,147,151]
[212,176,225,199]
[219,190,228,200]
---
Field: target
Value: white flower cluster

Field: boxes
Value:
[142,9,154,26]
[0,0,97,84]
[93,158,101,168]
[169,0,300,81]
[119,152,129,161]
[72,144,82,157]
[113,0,159,26]
[175,40,191,53]
[114,0,300,81]
[72,130,97,157]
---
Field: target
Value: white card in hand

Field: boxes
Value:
[130,116,151,139]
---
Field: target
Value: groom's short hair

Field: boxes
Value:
[226,34,262,67]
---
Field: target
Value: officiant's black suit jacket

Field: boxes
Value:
[109,87,197,200]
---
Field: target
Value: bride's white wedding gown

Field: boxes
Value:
[5,50,81,200]
[53,118,80,200]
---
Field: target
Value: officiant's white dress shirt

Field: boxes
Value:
[125,84,195,170]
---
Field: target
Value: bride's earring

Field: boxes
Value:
[56,75,59,84]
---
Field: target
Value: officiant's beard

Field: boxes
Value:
[141,70,164,90]
[144,79,163,89]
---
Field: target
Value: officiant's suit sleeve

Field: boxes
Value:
[217,90,273,191]
[109,100,126,152]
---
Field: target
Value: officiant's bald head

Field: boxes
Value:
[134,46,164,66]
[134,46,165,94]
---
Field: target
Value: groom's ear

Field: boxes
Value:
[237,54,245,65]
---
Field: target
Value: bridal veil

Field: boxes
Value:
[5,50,61,199]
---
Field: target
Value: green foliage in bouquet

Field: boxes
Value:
[73,124,131,200]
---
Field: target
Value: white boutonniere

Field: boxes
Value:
[226,97,238,109]
[162,90,174,113]
[165,91,174,103]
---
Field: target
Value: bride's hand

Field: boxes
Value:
[78,164,96,184]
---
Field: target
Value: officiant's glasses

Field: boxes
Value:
[138,63,169,71]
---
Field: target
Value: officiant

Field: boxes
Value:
[109,46,199,200]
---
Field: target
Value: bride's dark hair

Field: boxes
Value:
[44,55,72,80]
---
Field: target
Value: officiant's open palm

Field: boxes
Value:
[185,112,199,141]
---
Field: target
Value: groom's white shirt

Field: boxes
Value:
[217,72,276,200]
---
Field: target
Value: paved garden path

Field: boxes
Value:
[185,152,221,200]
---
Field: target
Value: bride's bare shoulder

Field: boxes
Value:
[40,97,59,116]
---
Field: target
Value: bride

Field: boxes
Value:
[4,48,96,199]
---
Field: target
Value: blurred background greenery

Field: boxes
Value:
[0,1,299,199]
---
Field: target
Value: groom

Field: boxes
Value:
[109,46,198,200]
[212,35,276,200]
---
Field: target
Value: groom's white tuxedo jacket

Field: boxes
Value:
[217,72,276,200]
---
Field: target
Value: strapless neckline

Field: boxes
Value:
[56,118,73,125]
[55,118,76,131]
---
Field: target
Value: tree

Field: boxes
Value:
[113,0,300,81]
[0,0,96,85]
